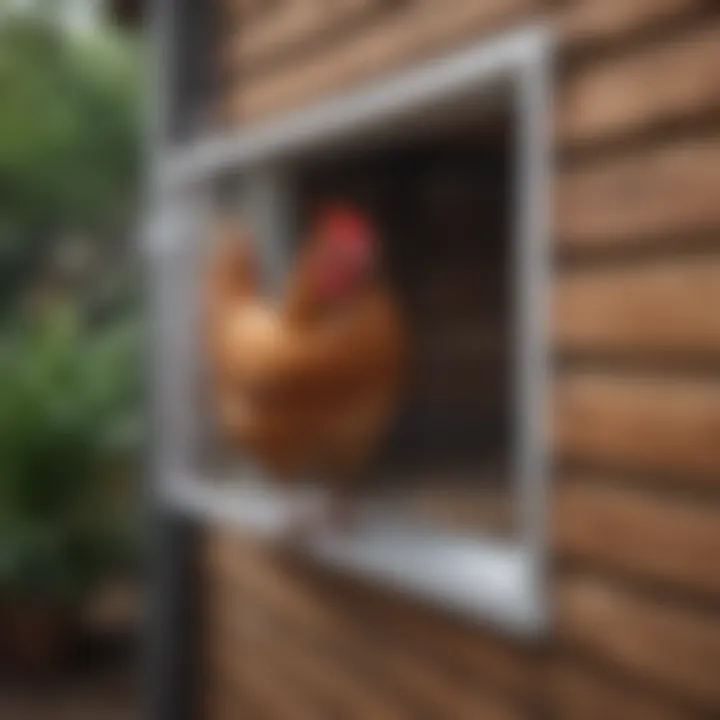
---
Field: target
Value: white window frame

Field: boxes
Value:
[146,24,553,636]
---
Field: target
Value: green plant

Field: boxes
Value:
[0,1,140,316]
[0,306,141,603]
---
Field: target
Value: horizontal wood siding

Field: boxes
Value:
[551,5,720,717]
[224,0,387,68]
[554,257,720,362]
[220,0,537,124]
[205,532,531,719]
[557,138,720,249]
[554,373,720,483]
[205,1,720,717]
[557,577,720,708]
[548,660,705,720]
[555,0,709,49]
[558,21,720,146]
[554,478,720,598]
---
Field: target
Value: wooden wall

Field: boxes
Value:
[202,0,720,717]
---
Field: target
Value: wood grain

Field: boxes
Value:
[557,576,720,708]
[411,0,534,56]
[226,0,535,124]
[206,531,527,718]
[557,137,720,249]
[554,257,720,362]
[555,478,720,598]
[206,4,720,720]
[207,531,535,691]
[218,608,408,720]
[548,659,706,720]
[554,373,720,484]
[223,0,386,69]
[213,637,326,720]
[556,0,708,49]
[378,649,522,720]
[229,6,422,123]
[559,21,720,146]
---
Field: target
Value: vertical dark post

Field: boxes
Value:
[143,225,202,720]
[143,0,212,717]
[145,508,200,720]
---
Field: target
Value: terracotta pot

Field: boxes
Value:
[0,594,75,678]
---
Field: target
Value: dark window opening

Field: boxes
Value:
[293,106,516,536]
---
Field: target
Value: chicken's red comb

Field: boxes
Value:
[316,204,375,249]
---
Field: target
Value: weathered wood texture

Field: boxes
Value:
[557,139,720,250]
[554,257,720,362]
[204,529,718,718]
[554,478,720,598]
[554,0,709,48]
[558,20,720,146]
[554,372,720,483]
[205,531,535,720]
[219,0,539,124]
[557,576,720,708]
[216,0,716,126]
[204,0,720,718]
[547,660,706,720]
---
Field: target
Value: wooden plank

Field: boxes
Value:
[206,531,536,697]
[208,534,380,656]
[559,22,720,146]
[411,0,534,57]
[549,659,705,720]
[557,138,720,249]
[229,6,422,123]
[213,593,522,720]
[222,0,281,21]
[207,533,524,719]
[213,642,324,720]
[554,479,720,598]
[556,0,707,50]
[223,0,386,68]
[232,0,332,63]
[218,608,409,720]
[554,373,720,484]
[378,648,523,720]
[344,588,537,703]
[557,576,720,708]
[554,257,720,361]
[245,622,406,720]
[207,572,339,719]
[228,0,536,123]
[219,0,711,125]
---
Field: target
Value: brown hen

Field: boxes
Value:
[204,206,406,497]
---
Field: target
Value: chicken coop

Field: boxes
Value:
[132,1,720,718]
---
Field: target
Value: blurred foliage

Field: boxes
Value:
[0,1,144,602]
[0,307,142,600]
[0,0,141,314]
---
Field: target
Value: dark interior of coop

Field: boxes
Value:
[291,98,516,537]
